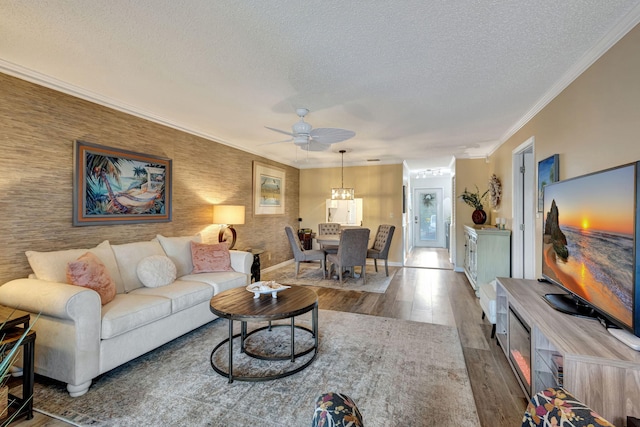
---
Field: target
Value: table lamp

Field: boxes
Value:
[213,205,245,249]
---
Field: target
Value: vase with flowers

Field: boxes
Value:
[459,185,489,225]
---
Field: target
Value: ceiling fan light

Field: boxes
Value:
[293,135,309,145]
[331,187,354,200]
[292,120,312,135]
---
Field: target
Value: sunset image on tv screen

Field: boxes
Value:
[542,164,634,328]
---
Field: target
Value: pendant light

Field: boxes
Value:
[331,150,354,200]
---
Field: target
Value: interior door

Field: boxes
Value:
[413,188,444,248]
[512,138,536,279]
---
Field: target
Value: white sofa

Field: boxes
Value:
[0,235,252,397]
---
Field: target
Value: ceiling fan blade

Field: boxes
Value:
[309,128,356,144]
[265,126,295,137]
[258,138,293,146]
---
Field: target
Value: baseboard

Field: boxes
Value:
[261,259,294,275]
[261,258,403,276]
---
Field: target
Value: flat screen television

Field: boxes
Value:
[541,161,640,341]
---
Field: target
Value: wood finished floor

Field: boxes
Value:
[12,248,526,427]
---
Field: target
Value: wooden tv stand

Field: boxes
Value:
[496,277,640,426]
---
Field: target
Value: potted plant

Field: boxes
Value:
[459,185,489,224]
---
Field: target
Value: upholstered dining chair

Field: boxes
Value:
[285,226,326,278]
[366,225,395,276]
[317,222,341,254]
[326,228,370,284]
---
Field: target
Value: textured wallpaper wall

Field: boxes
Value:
[0,73,299,284]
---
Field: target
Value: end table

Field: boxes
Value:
[0,305,35,425]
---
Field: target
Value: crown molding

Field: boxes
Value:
[0,59,295,163]
[497,4,640,147]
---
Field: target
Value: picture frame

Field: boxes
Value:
[537,154,559,212]
[73,140,172,226]
[402,185,406,214]
[253,161,285,215]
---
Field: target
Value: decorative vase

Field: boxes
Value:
[472,209,487,225]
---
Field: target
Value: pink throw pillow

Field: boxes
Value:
[191,241,234,273]
[66,252,117,305]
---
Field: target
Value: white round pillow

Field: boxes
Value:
[136,255,177,288]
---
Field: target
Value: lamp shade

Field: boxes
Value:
[213,205,245,225]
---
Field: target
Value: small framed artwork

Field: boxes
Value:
[253,161,285,215]
[73,140,172,226]
[537,154,559,212]
[402,185,406,214]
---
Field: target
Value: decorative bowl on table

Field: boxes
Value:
[246,281,291,299]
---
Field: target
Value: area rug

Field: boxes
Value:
[31,310,479,427]
[261,262,398,293]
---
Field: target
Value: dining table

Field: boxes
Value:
[315,227,371,248]
[315,234,340,247]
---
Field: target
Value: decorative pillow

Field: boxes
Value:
[156,234,203,277]
[111,240,166,292]
[66,252,117,305]
[136,255,177,288]
[191,241,233,273]
[26,240,124,293]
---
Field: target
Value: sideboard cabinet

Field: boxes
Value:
[462,225,511,295]
[496,277,640,426]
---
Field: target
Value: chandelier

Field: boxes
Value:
[331,150,354,200]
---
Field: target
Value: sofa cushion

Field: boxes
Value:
[26,240,125,293]
[191,241,233,273]
[129,279,213,314]
[111,240,166,292]
[101,294,171,339]
[136,255,177,288]
[66,252,117,305]
[156,234,202,277]
[180,271,248,294]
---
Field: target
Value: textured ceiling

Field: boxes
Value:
[2,1,640,171]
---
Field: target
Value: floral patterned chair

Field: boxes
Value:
[522,387,614,427]
[312,392,363,427]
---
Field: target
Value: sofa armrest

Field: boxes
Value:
[0,278,102,393]
[0,278,102,320]
[230,250,253,275]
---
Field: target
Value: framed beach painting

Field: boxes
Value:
[253,161,285,215]
[537,154,559,212]
[73,140,172,226]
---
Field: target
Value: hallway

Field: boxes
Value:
[405,247,453,270]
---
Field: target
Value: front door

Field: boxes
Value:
[413,188,444,248]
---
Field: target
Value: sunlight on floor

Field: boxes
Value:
[405,247,453,270]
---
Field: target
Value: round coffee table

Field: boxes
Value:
[209,285,318,383]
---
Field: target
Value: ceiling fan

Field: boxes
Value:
[264,108,355,151]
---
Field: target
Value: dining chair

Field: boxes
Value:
[326,228,370,284]
[367,224,395,276]
[285,226,326,278]
[317,223,340,254]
